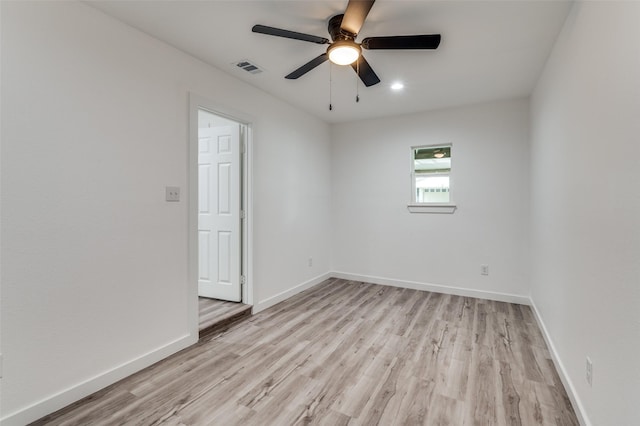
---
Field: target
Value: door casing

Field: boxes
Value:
[188,93,254,338]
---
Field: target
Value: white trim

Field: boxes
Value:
[330,272,589,424]
[2,271,588,426]
[529,299,591,426]
[2,92,257,426]
[242,124,254,307]
[331,271,530,305]
[187,95,200,338]
[407,203,457,214]
[410,143,453,205]
[0,335,195,426]
[188,93,255,328]
[253,272,333,314]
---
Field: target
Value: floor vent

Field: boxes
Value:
[235,60,263,74]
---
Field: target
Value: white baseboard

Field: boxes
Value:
[333,272,589,424]
[253,271,333,314]
[331,271,531,305]
[1,334,197,426]
[2,275,588,426]
[529,299,591,426]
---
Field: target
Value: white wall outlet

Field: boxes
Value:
[308,257,313,267]
[586,357,593,386]
[165,186,180,202]
[481,264,489,275]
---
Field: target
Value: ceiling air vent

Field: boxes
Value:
[235,60,263,75]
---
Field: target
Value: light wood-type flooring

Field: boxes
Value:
[32,278,579,425]
[198,297,252,339]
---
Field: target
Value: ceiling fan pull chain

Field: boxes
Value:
[329,62,333,111]
[356,59,360,103]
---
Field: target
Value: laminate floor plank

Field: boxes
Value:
[32,279,579,426]
[198,298,248,329]
[198,297,252,340]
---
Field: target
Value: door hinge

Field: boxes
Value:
[240,210,246,219]
[241,140,247,154]
[240,275,246,286]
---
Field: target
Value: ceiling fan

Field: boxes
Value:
[252,0,441,87]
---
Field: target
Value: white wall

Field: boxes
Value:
[0,0,3,412]
[331,99,530,301]
[0,1,331,424]
[530,2,640,425]
[5,1,637,425]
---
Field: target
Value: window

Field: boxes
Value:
[408,144,456,213]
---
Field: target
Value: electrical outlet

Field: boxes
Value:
[308,257,313,267]
[165,186,180,202]
[586,357,593,386]
[481,264,489,276]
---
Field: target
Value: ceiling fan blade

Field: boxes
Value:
[351,55,380,87]
[340,0,376,36]
[362,34,441,50]
[252,25,329,45]
[285,53,329,79]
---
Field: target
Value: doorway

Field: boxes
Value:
[188,95,253,339]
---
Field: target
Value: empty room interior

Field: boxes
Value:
[1,1,638,425]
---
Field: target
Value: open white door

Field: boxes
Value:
[198,124,242,302]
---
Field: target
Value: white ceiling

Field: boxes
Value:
[87,0,573,124]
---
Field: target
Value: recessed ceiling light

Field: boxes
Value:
[391,82,404,91]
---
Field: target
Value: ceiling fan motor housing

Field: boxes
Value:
[328,14,354,41]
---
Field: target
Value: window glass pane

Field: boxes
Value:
[416,175,450,203]
[414,146,451,173]
[413,145,451,203]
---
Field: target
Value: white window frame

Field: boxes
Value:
[408,143,457,214]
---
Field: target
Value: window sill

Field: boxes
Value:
[407,203,457,214]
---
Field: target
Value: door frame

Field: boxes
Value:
[188,93,254,338]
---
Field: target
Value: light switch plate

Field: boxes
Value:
[165,186,180,202]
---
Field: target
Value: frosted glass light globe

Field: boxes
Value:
[328,42,361,65]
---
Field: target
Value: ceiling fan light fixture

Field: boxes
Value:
[253,0,442,87]
[327,41,361,65]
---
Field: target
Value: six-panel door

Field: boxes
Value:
[198,124,241,302]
